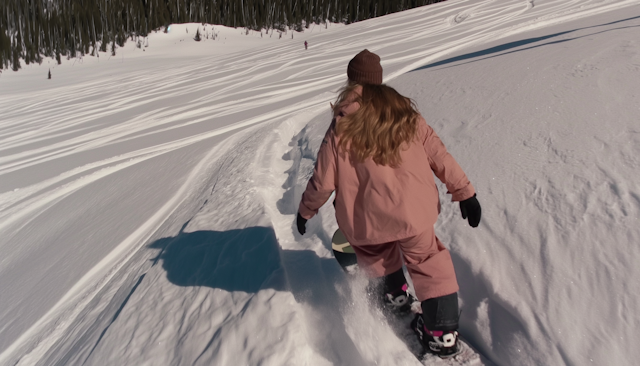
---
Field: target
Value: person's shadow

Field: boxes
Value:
[149,226,287,293]
[148,225,370,365]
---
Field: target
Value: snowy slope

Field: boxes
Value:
[1,1,639,365]
[391,9,640,364]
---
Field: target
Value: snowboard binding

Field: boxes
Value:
[411,314,461,359]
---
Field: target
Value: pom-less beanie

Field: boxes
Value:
[347,49,383,85]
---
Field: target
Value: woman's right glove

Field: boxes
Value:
[460,194,481,228]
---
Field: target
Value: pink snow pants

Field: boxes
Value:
[351,227,459,301]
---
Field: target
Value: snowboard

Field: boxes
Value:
[331,228,485,365]
[331,228,358,273]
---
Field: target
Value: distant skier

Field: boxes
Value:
[296,49,481,358]
[304,40,308,50]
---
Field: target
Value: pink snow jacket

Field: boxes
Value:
[299,92,475,245]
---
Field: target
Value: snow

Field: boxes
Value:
[1,0,639,365]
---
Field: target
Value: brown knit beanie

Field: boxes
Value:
[347,49,383,85]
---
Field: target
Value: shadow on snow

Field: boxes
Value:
[148,225,369,365]
[411,16,640,72]
[148,226,288,293]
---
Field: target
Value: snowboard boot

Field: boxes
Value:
[367,268,417,314]
[411,292,461,358]
[411,314,460,358]
[383,283,416,314]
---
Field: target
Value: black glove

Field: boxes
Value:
[460,194,481,228]
[296,212,308,235]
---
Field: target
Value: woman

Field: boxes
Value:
[297,52,481,358]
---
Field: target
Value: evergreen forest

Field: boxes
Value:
[1,0,445,72]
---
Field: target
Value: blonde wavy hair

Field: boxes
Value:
[333,83,420,167]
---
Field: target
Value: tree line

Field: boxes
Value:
[1,0,445,72]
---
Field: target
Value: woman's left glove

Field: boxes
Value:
[296,212,308,235]
[460,194,482,228]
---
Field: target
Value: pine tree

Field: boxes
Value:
[2,0,449,72]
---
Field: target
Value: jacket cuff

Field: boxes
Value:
[450,184,476,202]
[298,202,317,220]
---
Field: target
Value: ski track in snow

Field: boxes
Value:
[1,0,639,365]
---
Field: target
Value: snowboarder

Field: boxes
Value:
[296,49,482,358]
[304,40,308,50]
